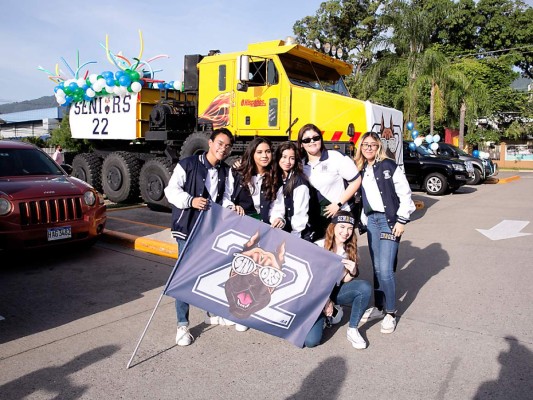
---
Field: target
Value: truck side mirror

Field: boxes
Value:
[237,55,250,92]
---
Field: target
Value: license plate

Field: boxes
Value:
[47,226,72,241]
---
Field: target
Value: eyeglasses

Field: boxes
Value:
[361,143,379,150]
[232,253,286,288]
[301,135,321,144]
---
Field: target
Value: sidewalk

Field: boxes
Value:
[101,171,522,259]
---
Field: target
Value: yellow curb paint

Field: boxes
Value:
[414,200,425,210]
[497,176,520,184]
[135,237,178,259]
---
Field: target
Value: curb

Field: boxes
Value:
[496,175,521,184]
[101,229,178,259]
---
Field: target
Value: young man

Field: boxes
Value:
[164,128,247,346]
[52,145,64,164]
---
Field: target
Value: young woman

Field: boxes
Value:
[271,141,315,239]
[305,211,371,349]
[354,132,416,334]
[297,123,361,239]
[225,137,284,227]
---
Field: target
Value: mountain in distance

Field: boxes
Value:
[0,96,57,114]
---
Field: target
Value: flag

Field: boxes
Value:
[164,203,345,347]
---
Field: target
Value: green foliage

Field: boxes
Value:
[50,113,92,153]
[465,126,500,145]
[20,136,48,148]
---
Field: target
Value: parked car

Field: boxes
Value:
[402,141,470,195]
[421,142,498,185]
[0,140,107,251]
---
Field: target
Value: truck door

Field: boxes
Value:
[235,58,282,136]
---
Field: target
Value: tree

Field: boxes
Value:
[50,113,92,153]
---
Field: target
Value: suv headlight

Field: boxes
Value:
[0,197,13,216]
[452,163,465,171]
[83,190,97,206]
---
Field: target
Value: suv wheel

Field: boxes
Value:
[424,172,448,195]
[466,168,481,185]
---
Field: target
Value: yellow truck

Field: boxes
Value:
[70,38,403,209]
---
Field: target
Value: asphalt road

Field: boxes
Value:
[1,172,532,400]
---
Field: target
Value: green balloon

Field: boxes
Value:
[130,70,140,82]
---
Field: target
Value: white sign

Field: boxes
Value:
[69,95,137,140]
[476,220,532,241]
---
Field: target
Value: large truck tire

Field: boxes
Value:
[72,153,103,193]
[102,151,141,203]
[139,157,174,211]
[423,172,448,196]
[179,132,210,159]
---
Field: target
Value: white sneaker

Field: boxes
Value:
[380,314,396,334]
[359,307,384,325]
[175,325,193,346]
[204,312,236,326]
[234,323,249,332]
[347,327,367,349]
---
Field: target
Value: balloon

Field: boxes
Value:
[173,80,182,90]
[86,88,96,98]
[414,137,423,147]
[115,70,126,79]
[408,142,416,151]
[407,121,414,131]
[118,75,132,87]
[411,130,419,139]
[130,81,142,93]
[101,71,114,79]
[426,134,434,143]
[472,150,480,158]
[105,77,116,87]
[88,74,99,84]
[130,70,140,81]
[433,134,441,143]
[430,142,439,151]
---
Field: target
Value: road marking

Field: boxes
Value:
[476,220,531,241]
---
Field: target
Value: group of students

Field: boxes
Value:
[164,123,416,349]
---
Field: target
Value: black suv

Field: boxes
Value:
[420,142,498,185]
[402,141,470,195]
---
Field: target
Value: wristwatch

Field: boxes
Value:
[337,202,343,208]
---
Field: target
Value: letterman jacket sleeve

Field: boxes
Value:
[289,184,310,235]
[164,163,194,209]
[221,167,236,208]
[392,167,416,224]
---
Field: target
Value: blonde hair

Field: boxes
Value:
[354,132,390,170]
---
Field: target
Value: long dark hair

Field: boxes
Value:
[235,137,276,200]
[297,123,327,162]
[272,141,306,195]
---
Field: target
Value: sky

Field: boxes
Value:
[0,0,324,103]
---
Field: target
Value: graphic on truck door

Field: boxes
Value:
[198,92,232,129]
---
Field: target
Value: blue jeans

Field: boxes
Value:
[304,279,371,348]
[366,212,399,313]
[174,238,189,326]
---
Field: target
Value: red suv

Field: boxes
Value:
[0,140,106,251]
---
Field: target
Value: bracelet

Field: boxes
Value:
[337,202,343,208]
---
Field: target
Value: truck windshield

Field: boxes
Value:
[278,53,350,96]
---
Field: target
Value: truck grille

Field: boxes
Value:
[19,197,83,226]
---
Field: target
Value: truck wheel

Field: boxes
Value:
[140,158,174,211]
[424,172,448,196]
[72,153,103,193]
[102,152,141,203]
[466,168,481,185]
[179,132,210,159]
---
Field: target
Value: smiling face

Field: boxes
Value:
[301,129,322,157]
[254,142,272,173]
[360,135,381,163]
[208,133,232,164]
[279,148,296,176]
[334,222,354,245]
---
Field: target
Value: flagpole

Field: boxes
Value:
[126,209,207,369]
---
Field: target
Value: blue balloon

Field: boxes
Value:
[101,71,114,79]
[411,130,419,139]
[409,142,416,151]
[118,75,132,87]
[407,121,414,131]
[106,77,116,87]
[473,150,480,158]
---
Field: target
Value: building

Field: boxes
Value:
[0,107,63,140]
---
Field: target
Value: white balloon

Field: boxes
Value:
[130,81,142,93]
[86,88,96,98]
[430,142,439,151]
[56,88,65,97]
[105,85,115,94]
[414,137,423,147]
[426,134,434,143]
[88,74,99,84]
[433,134,441,143]
[173,80,182,90]
[92,82,103,92]
[77,78,86,87]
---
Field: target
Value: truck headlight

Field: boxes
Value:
[0,197,13,216]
